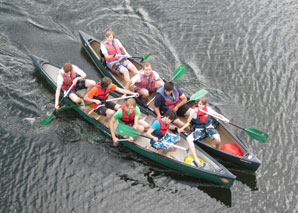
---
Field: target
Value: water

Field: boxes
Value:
[1,0,298,212]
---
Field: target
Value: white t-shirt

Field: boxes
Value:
[57,64,85,86]
[100,39,124,55]
[131,70,160,84]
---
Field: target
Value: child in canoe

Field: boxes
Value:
[146,110,182,156]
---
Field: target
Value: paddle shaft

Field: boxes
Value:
[94,94,137,110]
[200,109,244,130]
[133,133,188,152]
[58,83,75,108]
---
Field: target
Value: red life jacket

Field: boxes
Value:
[194,105,208,123]
[157,87,180,110]
[120,104,135,126]
[102,39,121,62]
[135,72,156,92]
[61,69,76,91]
[152,118,170,139]
[92,83,110,109]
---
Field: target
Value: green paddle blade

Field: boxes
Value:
[172,64,187,80]
[142,53,151,60]
[189,89,208,102]
[116,123,140,137]
[39,113,54,128]
[245,128,268,143]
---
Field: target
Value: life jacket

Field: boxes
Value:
[152,118,170,139]
[135,72,155,92]
[102,39,121,62]
[61,69,76,91]
[157,86,180,111]
[120,104,135,126]
[92,83,110,109]
[191,105,213,129]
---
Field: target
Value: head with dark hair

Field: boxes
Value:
[164,109,176,122]
[100,77,112,89]
[164,81,174,92]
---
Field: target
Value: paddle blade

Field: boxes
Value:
[39,113,54,128]
[189,89,208,102]
[245,128,268,143]
[142,53,151,60]
[172,64,187,80]
[116,123,140,137]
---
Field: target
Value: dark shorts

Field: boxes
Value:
[107,56,131,74]
[95,101,117,116]
[160,104,190,118]
[64,79,87,95]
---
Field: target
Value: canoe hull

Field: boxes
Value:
[30,54,236,188]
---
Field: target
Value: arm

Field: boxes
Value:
[146,127,159,142]
[115,87,138,96]
[208,107,229,123]
[174,93,187,111]
[54,84,62,110]
[83,93,101,105]
[109,117,118,143]
[154,94,162,119]
[154,106,161,119]
[133,116,139,129]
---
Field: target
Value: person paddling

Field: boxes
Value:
[84,77,138,127]
[55,62,95,110]
[109,98,149,145]
[186,97,229,149]
[101,30,138,90]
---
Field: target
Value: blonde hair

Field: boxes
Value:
[105,30,114,39]
[126,98,136,107]
[197,97,207,105]
[143,62,152,69]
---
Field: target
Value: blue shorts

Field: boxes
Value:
[150,133,180,150]
[192,124,218,140]
[107,56,131,74]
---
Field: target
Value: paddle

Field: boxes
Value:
[146,64,187,106]
[116,123,189,152]
[200,109,268,143]
[131,53,151,62]
[39,83,74,128]
[188,89,208,102]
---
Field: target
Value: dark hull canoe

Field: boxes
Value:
[79,30,155,111]
[79,31,261,172]
[30,55,236,188]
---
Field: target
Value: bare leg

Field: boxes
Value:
[119,67,131,91]
[127,63,138,75]
[103,109,115,128]
[139,88,149,100]
[85,79,96,93]
[186,134,203,167]
[138,119,150,131]
[213,134,221,149]
[69,93,85,109]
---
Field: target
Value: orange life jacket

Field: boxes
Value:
[61,69,76,91]
[92,83,110,109]
[120,104,135,126]
[102,39,121,62]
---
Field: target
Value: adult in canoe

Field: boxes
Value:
[55,62,95,110]
[131,62,164,101]
[154,81,191,128]
[110,98,149,145]
[186,97,229,149]
[84,77,138,127]
[146,110,182,156]
[101,30,138,90]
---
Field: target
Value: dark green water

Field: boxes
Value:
[1,0,297,212]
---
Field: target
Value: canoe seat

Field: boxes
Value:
[155,149,162,154]
[96,115,102,120]
[146,144,152,149]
